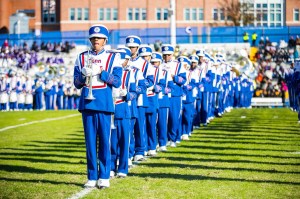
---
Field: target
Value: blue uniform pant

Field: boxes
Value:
[9,102,17,110]
[134,107,146,156]
[25,104,32,110]
[168,96,181,142]
[18,103,24,110]
[157,107,168,147]
[56,95,63,110]
[182,103,194,136]
[129,118,136,159]
[200,92,209,124]
[82,111,111,181]
[176,112,183,142]
[35,93,43,110]
[145,111,158,151]
[0,103,7,111]
[68,96,74,109]
[45,94,52,110]
[110,118,130,175]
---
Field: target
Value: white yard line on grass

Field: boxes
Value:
[0,114,80,132]
[68,188,95,199]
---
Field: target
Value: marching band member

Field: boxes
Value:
[17,89,25,110]
[44,77,54,110]
[65,80,74,109]
[197,51,212,126]
[162,44,186,148]
[33,76,45,110]
[73,24,122,189]
[56,77,65,110]
[125,35,154,162]
[0,73,9,111]
[7,70,18,111]
[178,56,195,140]
[117,47,146,166]
[183,55,199,138]
[110,48,137,178]
[139,46,160,156]
[153,52,172,152]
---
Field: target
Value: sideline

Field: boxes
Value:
[0,113,80,132]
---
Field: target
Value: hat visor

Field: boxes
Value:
[162,51,174,55]
[89,33,107,39]
[126,43,139,47]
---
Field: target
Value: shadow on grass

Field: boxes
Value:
[138,162,300,174]
[0,177,83,187]
[0,152,84,159]
[130,173,300,185]
[166,151,300,159]
[0,156,85,165]
[185,139,299,147]
[178,145,299,152]
[191,134,300,141]
[161,156,300,166]
[0,164,85,175]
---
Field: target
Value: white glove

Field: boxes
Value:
[92,65,103,75]
[82,67,92,77]
[119,89,127,97]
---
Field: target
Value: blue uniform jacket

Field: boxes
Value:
[73,49,122,113]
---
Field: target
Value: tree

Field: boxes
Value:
[219,0,255,26]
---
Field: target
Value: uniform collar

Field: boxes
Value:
[91,48,105,55]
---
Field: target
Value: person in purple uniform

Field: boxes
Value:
[73,24,122,189]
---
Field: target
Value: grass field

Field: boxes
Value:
[0,108,299,199]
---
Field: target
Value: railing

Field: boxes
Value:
[251,97,285,107]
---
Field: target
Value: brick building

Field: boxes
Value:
[0,0,299,34]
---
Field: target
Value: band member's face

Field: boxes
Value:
[129,46,138,56]
[90,37,106,52]
[142,55,151,61]
[151,61,160,67]
[163,54,172,62]
[199,56,204,63]
[191,62,197,69]
[184,63,190,70]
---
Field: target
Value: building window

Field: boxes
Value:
[213,8,218,20]
[192,8,197,20]
[77,8,82,20]
[220,9,225,20]
[84,8,89,20]
[142,8,147,20]
[185,8,205,21]
[113,8,118,20]
[70,8,75,21]
[185,8,190,20]
[128,8,133,20]
[156,8,161,20]
[135,8,140,20]
[42,0,56,23]
[99,8,104,20]
[163,8,168,20]
[106,8,111,20]
[294,9,299,21]
[156,8,168,20]
[198,8,203,20]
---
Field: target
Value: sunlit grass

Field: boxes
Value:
[0,108,299,199]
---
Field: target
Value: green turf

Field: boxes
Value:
[0,108,299,199]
